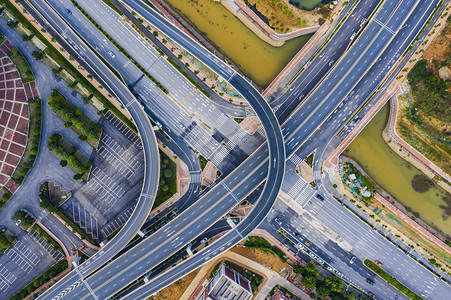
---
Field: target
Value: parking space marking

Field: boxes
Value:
[5,249,32,274]
[0,277,9,292]
[100,205,135,238]
[0,264,16,284]
[28,231,64,261]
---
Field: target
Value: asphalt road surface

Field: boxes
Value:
[26,1,161,299]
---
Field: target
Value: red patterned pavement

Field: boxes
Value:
[0,40,36,191]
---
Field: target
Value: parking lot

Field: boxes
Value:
[60,111,145,242]
[0,233,61,298]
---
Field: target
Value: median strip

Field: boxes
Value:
[69,0,169,94]
[363,259,423,300]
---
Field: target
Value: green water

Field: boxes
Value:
[345,104,451,237]
[290,0,325,10]
[166,0,311,87]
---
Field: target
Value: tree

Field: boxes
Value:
[305,263,318,276]
[32,50,44,60]
[316,283,331,297]
[60,160,67,167]
[325,277,343,293]
[301,274,317,288]
[293,265,303,275]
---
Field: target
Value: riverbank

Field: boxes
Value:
[383,92,451,195]
[222,0,323,45]
[333,157,451,277]
[158,0,311,87]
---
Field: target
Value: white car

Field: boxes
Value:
[200,237,208,244]
[274,218,282,226]
[15,219,21,226]
[108,51,116,58]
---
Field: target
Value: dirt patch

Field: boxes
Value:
[422,19,451,76]
[230,246,290,273]
[150,269,199,300]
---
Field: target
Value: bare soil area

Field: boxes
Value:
[230,246,290,273]
[149,269,199,300]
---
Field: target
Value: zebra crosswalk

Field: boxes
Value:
[286,178,316,207]
[289,154,303,166]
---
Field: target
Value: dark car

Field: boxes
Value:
[367,292,375,298]
[316,194,325,201]
[65,8,72,15]
[366,278,375,285]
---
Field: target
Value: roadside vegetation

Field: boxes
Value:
[0,230,16,254]
[38,182,96,244]
[9,260,68,300]
[166,57,210,98]
[12,210,34,231]
[47,90,101,147]
[244,236,286,262]
[0,187,12,210]
[154,150,177,209]
[199,155,208,171]
[7,47,34,83]
[11,99,42,184]
[364,259,422,300]
[47,133,92,180]
[0,0,137,131]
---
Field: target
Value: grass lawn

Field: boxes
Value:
[153,150,177,209]
[0,32,5,44]
[8,47,34,83]
[199,155,208,171]
[11,99,41,184]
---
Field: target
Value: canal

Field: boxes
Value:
[164,0,311,87]
[344,104,451,237]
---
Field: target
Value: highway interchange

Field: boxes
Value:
[19,0,451,299]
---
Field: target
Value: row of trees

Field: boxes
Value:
[48,133,92,175]
[294,262,345,299]
[10,260,67,300]
[14,99,41,184]
[47,90,101,141]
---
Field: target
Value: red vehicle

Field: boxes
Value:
[368,292,376,298]
[374,260,383,267]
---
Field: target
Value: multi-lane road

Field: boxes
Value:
[24,0,162,298]
[26,0,451,298]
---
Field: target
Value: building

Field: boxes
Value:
[197,263,253,300]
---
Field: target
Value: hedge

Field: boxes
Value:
[9,260,68,300]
